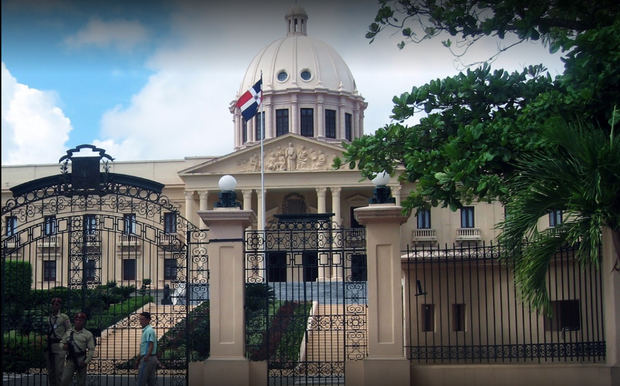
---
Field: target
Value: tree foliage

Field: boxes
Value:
[499,112,620,310]
[336,0,620,309]
[339,0,619,212]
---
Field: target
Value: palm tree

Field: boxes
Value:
[499,108,620,311]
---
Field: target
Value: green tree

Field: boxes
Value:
[337,0,620,309]
[499,112,620,310]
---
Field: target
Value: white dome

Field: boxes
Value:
[239,8,357,95]
[231,6,367,150]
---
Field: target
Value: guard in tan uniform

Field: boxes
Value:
[46,297,71,386]
[60,312,95,386]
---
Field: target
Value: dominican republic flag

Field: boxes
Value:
[236,78,262,121]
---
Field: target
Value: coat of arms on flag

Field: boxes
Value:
[236,79,262,121]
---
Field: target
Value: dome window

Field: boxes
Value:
[277,70,288,82]
[300,69,312,81]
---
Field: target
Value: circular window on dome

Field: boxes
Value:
[300,69,312,81]
[277,70,288,82]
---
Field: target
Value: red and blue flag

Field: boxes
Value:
[235,78,262,121]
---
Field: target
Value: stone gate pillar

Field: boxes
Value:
[189,206,254,386]
[347,202,410,386]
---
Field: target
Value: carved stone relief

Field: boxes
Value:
[237,142,334,172]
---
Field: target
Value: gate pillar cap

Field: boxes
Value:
[198,209,254,240]
[354,204,406,226]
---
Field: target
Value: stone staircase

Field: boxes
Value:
[95,303,192,364]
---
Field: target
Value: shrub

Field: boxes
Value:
[4,261,32,327]
[2,331,46,373]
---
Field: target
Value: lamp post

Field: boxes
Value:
[369,171,395,204]
[214,175,241,208]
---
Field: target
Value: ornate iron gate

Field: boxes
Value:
[244,215,368,385]
[1,145,208,386]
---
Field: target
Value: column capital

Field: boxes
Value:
[316,187,327,195]
[330,187,341,195]
[198,190,209,198]
[184,190,195,199]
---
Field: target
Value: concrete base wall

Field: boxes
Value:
[412,364,618,386]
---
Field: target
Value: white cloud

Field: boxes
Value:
[1,62,73,165]
[96,67,238,161]
[65,17,148,51]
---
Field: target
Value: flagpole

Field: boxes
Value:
[260,73,265,233]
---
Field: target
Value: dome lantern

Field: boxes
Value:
[286,5,308,36]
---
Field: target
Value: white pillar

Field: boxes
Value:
[198,190,209,227]
[317,95,325,138]
[184,191,195,224]
[291,94,298,135]
[199,191,209,211]
[316,187,326,213]
[242,190,253,229]
[257,189,265,230]
[391,185,401,206]
[331,187,343,281]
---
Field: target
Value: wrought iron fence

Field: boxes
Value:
[403,242,605,364]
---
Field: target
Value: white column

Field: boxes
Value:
[199,191,209,211]
[339,97,346,140]
[184,191,195,224]
[331,187,341,226]
[353,108,360,139]
[331,187,343,281]
[291,94,299,135]
[257,189,265,230]
[316,187,326,213]
[198,190,209,227]
[242,190,253,229]
[317,95,325,138]
[391,185,401,206]
[264,95,273,139]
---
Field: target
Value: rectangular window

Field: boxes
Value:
[255,111,265,140]
[85,259,96,282]
[122,259,136,281]
[5,216,17,237]
[44,216,57,236]
[242,119,247,143]
[325,109,336,138]
[417,209,431,229]
[123,213,136,235]
[43,260,56,282]
[460,207,475,228]
[276,109,289,136]
[549,209,563,227]
[164,258,178,280]
[545,300,580,331]
[164,212,177,234]
[345,113,352,141]
[83,215,96,235]
[452,304,466,332]
[300,108,314,137]
[421,304,434,332]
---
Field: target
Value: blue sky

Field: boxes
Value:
[1,0,565,165]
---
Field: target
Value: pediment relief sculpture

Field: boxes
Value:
[238,142,336,172]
